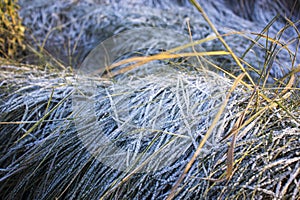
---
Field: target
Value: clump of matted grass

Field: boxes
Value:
[0,1,300,200]
[0,53,299,200]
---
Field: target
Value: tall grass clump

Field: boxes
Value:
[0,0,299,199]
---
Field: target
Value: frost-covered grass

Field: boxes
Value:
[0,0,300,199]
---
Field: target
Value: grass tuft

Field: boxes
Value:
[0,1,299,199]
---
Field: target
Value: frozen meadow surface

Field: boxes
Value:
[0,0,300,199]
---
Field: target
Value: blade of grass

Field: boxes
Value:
[186,18,204,68]
[95,51,230,77]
